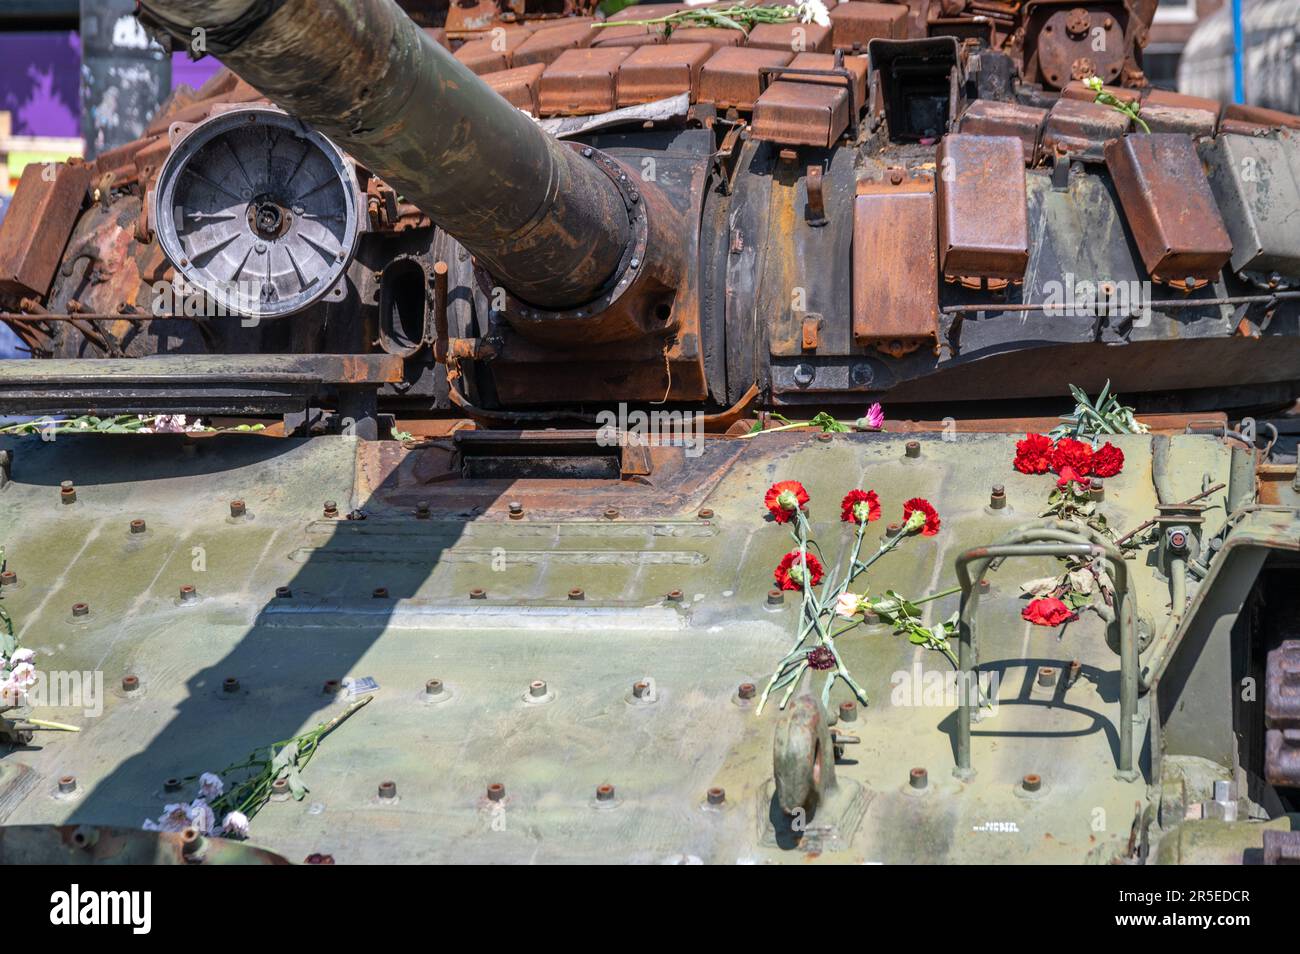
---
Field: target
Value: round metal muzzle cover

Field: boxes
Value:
[152,106,362,319]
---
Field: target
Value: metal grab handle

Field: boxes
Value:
[953,521,1139,781]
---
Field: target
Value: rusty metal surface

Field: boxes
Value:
[665,26,746,52]
[511,19,594,67]
[747,21,833,54]
[484,62,547,114]
[828,1,909,50]
[615,42,712,106]
[0,161,92,303]
[699,47,794,111]
[1104,134,1232,286]
[1022,0,1128,89]
[752,81,851,148]
[454,38,511,73]
[1265,641,1300,787]
[936,134,1028,281]
[957,99,1046,164]
[1040,96,1130,160]
[539,46,632,114]
[852,177,939,356]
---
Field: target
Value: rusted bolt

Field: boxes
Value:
[706,787,726,806]
[767,589,784,606]
[887,523,902,537]
[508,501,524,519]
[58,775,77,794]
[130,519,146,534]
[275,586,292,599]
[529,680,548,698]
[469,587,486,600]
[698,508,714,520]
[595,783,616,802]
[632,680,651,699]
[180,828,203,857]
[323,679,341,694]
[271,777,290,799]
[1022,773,1042,793]
[990,484,1006,509]
[179,584,197,602]
[425,678,444,697]
[323,500,339,518]
[372,587,389,598]
[910,767,929,790]
[122,674,139,692]
[888,168,904,185]
[486,782,506,802]
[0,570,15,586]
[1089,477,1104,500]
[905,441,921,458]
[1037,666,1058,688]
[229,499,246,518]
[60,481,77,504]
[163,777,182,793]
[666,589,683,602]
[71,602,89,618]
[737,682,756,700]
[415,502,430,519]
[1065,6,1090,37]
[304,853,336,865]
[222,676,240,693]
[568,587,584,600]
[978,578,991,594]
[839,700,858,722]
[378,780,397,799]
[604,507,619,520]
[1067,659,1082,686]
[816,432,832,443]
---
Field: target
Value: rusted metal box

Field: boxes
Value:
[540,47,632,115]
[852,177,939,357]
[829,2,908,50]
[616,42,712,105]
[787,52,869,110]
[512,21,593,69]
[454,38,512,74]
[699,47,794,111]
[1141,89,1220,138]
[484,63,547,115]
[590,24,664,49]
[0,160,91,301]
[957,99,1046,165]
[752,81,850,148]
[1041,97,1129,160]
[1104,134,1232,285]
[747,22,833,55]
[936,134,1028,281]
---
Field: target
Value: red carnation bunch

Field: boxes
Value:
[764,480,809,523]
[773,550,824,590]
[805,647,837,670]
[902,497,941,536]
[840,489,881,525]
[1022,596,1075,627]
[1013,434,1124,487]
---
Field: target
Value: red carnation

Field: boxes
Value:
[806,646,837,670]
[1091,442,1124,478]
[1021,597,1074,627]
[901,497,941,536]
[840,489,881,525]
[1013,433,1054,475]
[764,480,809,524]
[1051,438,1093,478]
[773,550,824,590]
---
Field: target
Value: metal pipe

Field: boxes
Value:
[138,0,631,310]
[953,522,1138,780]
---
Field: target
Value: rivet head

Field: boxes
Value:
[632,680,650,699]
[378,780,397,799]
[529,680,548,698]
[58,775,77,794]
[469,587,486,600]
[604,507,619,520]
[323,679,341,694]
[179,584,197,602]
[130,519,146,533]
[163,777,182,793]
[698,508,714,520]
[425,678,444,697]
[838,700,858,722]
[737,682,756,700]
[0,570,16,586]
[1037,666,1058,688]
[415,502,430,518]
[706,787,726,805]
[275,586,292,599]
[568,588,584,600]
[595,783,616,802]
[222,677,240,693]
[910,767,928,789]
[71,602,89,618]
[1022,773,1042,792]
[229,499,246,518]
[323,500,339,517]
[486,782,506,802]
[122,674,140,692]
[905,441,921,458]
[666,589,683,602]
[60,483,77,503]
[767,589,784,606]
[372,587,389,599]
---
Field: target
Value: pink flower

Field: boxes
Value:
[197,772,224,800]
[835,593,863,618]
[222,811,250,838]
[859,403,885,430]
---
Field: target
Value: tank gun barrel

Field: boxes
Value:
[138,0,631,310]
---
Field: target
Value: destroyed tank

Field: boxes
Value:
[0,0,1297,866]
